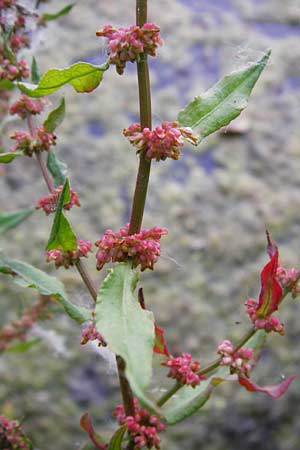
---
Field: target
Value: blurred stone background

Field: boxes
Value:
[1,0,300,449]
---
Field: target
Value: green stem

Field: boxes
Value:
[128,0,152,235]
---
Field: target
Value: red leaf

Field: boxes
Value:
[80,412,107,450]
[154,323,170,356]
[238,374,296,398]
[256,248,282,317]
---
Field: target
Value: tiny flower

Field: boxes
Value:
[217,340,254,377]
[36,185,80,215]
[95,224,168,271]
[46,239,93,269]
[96,23,163,74]
[277,266,300,298]
[123,121,198,161]
[0,415,31,450]
[9,95,45,119]
[0,59,30,81]
[10,125,56,156]
[80,322,106,347]
[161,353,205,387]
[113,398,166,449]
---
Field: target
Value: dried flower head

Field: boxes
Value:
[46,240,93,269]
[123,121,198,161]
[96,23,162,74]
[113,398,166,449]
[95,224,168,271]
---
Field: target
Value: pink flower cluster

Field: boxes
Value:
[36,185,80,215]
[0,295,53,352]
[0,0,17,8]
[0,415,31,450]
[46,239,93,269]
[95,224,168,271]
[217,340,254,377]
[277,266,300,298]
[161,353,205,387]
[245,298,285,335]
[10,125,56,156]
[80,322,106,347]
[0,58,29,81]
[96,23,163,74]
[9,95,45,119]
[123,121,198,161]
[113,398,166,450]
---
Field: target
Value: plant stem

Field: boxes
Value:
[128,0,152,235]
[75,260,98,302]
[36,151,55,193]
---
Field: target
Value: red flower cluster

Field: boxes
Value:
[161,353,205,387]
[217,340,254,377]
[0,415,31,450]
[277,266,300,298]
[123,121,198,161]
[0,295,53,352]
[9,95,45,119]
[80,322,106,347]
[113,399,166,450]
[0,58,29,81]
[46,239,93,269]
[36,185,80,215]
[96,23,162,74]
[10,125,56,156]
[95,224,168,271]
[245,299,285,335]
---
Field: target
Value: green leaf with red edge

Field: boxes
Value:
[256,248,282,317]
[154,323,170,356]
[107,425,128,450]
[17,61,109,97]
[238,374,296,398]
[46,178,77,251]
[80,413,107,450]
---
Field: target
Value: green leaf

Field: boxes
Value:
[7,338,41,353]
[178,51,271,144]
[108,425,127,450]
[0,79,15,90]
[41,4,75,21]
[96,262,157,412]
[0,208,34,234]
[0,152,24,163]
[47,150,68,187]
[46,178,77,251]
[162,366,229,424]
[31,56,40,83]
[17,61,109,97]
[43,98,66,133]
[0,253,90,324]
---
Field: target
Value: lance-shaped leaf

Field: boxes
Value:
[96,262,157,411]
[256,248,282,317]
[238,374,296,398]
[46,178,77,251]
[0,208,34,234]
[161,366,229,424]
[41,4,75,22]
[178,51,271,144]
[0,254,90,323]
[6,338,41,353]
[80,413,107,450]
[47,150,68,187]
[0,151,24,163]
[43,98,66,133]
[31,56,40,83]
[17,61,108,97]
[107,425,127,450]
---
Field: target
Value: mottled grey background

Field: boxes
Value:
[1,0,300,449]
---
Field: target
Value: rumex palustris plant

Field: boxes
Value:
[0,1,299,449]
